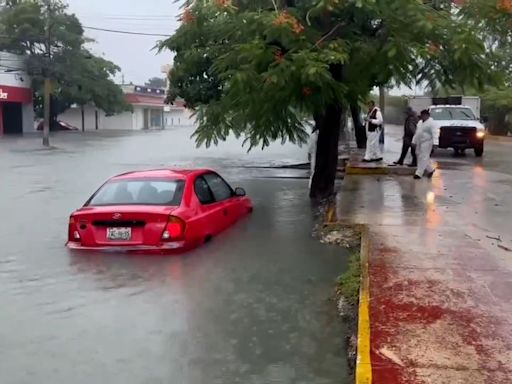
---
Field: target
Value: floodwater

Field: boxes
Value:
[0,128,350,384]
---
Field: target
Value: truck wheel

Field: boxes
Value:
[474,145,484,157]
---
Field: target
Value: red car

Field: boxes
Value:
[37,120,79,131]
[67,169,252,252]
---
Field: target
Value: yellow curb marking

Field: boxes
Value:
[356,227,372,384]
[346,166,388,175]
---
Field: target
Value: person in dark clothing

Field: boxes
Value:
[393,107,418,167]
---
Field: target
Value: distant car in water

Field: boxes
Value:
[37,120,79,131]
[66,169,253,253]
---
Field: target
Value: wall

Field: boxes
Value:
[164,108,195,127]
[59,105,136,130]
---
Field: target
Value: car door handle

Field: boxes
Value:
[223,209,228,216]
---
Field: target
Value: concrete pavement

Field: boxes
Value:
[334,126,512,383]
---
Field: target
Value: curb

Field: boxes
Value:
[346,166,388,175]
[486,135,512,142]
[356,226,372,384]
[346,165,415,176]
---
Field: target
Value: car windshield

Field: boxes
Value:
[87,179,185,206]
[430,107,476,121]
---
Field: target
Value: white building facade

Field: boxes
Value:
[0,52,34,135]
[58,84,195,131]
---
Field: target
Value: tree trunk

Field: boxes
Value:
[379,86,385,144]
[310,103,342,200]
[81,105,85,132]
[49,95,58,131]
[350,103,366,148]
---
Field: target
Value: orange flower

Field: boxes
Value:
[181,8,196,24]
[215,0,232,7]
[302,87,313,96]
[428,42,441,54]
[498,0,512,12]
[274,51,285,63]
[273,11,305,34]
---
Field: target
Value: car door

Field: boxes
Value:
[203,173,238,227]
[193,175,230,235]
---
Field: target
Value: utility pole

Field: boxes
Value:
[42,1,52,147]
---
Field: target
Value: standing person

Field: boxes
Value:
[308,126,319,188]
[363,100,383,162]
[412,109,435,180]
[393,107,418,166]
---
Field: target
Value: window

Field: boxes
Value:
[430,107,476,121]
[204,173,233,202]
[87,179,185,206]
[194,176,215,205]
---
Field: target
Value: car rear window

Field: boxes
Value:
[87,179,185,206]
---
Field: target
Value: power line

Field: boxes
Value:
[83,26,172,37]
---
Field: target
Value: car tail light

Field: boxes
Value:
[162,216,186,241]
[68,216,81,241]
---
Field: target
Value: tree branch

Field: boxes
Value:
[315,22,344,47]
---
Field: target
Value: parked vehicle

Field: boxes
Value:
[66,169,253,252]
[408,96,485,157]
[36,120,79,131]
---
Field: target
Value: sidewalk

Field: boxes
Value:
[334,128,512,383]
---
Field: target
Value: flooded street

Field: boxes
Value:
[0,128,350,384]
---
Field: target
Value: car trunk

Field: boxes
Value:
[73,206,175,247]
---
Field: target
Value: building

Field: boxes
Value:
[58,84,195,131]
[0,52,34,135]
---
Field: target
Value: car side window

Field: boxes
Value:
[203,173,233,202]
[194,176,215,205]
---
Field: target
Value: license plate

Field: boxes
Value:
[107,227,131,241]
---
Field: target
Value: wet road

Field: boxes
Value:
[0,129,349,384]
[380,125,512,256]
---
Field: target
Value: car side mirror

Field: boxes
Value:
[481,116,489,123]
[234,187,246,197]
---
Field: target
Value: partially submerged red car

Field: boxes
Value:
[67,169,253,252]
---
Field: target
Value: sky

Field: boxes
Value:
[66,0,182,85]
[64,0,420,95]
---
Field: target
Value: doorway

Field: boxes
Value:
[1,102,23,134]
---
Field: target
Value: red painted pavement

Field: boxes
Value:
[368,227,512,383]
[335,166,512,383]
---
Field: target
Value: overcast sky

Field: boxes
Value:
[64,1,420,96]
[66,0,182,85]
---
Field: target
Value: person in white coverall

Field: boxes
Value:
[363,100,384,162]
[308,127,319,188]
[412,109,436,179]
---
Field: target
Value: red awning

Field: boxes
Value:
[0,85,32,103]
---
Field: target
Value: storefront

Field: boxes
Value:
[0,52,34,135]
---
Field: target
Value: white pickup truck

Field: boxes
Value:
[408,96,486,157]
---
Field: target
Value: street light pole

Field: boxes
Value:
[42,2,52,147]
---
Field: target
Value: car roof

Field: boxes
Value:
[110,168,214,181]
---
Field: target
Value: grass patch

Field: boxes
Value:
[337,251,361,305]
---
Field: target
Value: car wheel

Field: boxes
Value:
[474,145,484,157]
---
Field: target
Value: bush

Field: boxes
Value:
[337,252,361,305]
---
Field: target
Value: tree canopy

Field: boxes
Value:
[145,77,167,89]
[0,0,130,124]
[159,0,497,150]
